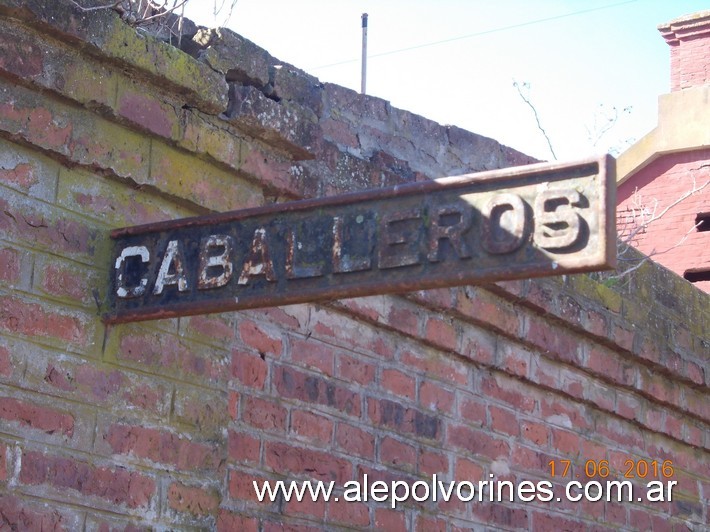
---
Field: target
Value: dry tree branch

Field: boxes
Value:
[513,80,558,161]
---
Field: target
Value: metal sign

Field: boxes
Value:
[105,156,615,323]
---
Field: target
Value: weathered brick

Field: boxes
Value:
[291,337,334,376]
[380,436,417,471]
[0,396,74,436]
[447,424,511,461]
[238,319,283,356]
[290,409,333,444]
[335,423,375,460]
[0,295,90,348]
[399,348,468,385]
[368,398,441,441]
[228,430,260,465]
[104,424,221,472]
[173,387,229,438]
[424,316,458,351]
[115,329,229,384]
[419,380,455,414]
[489,405,519,437]
[217,510,259,532]
[274,365,361,417]
[381,368,416,400]
[0,441,6,482]
[0,494,84,530]
[337,353,375,386]
[167,481,220,517]
[150,141,263,212]
[231,349,268,389]
[265,441,351,484]
[328,499,370,527]
[0,345,10,378]
[20,450,156,509]
[242,396,287,432]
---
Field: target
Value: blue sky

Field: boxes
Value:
[184,1,709,162]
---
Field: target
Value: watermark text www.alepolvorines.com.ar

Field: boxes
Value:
[253,474,677,509]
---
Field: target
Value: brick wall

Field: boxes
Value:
[660,10,710,92]
[617,150,710,292]
[0,1,708,530]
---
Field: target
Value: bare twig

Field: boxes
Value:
[513,80,557,161]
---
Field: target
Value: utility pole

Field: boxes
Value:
[361,13,368,94]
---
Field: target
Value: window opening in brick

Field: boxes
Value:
[683,268,710,283]
[695,211,710,232]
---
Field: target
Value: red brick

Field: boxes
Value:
[532,511,584,531]
[168,482,220,516]
[227,469,272,506]
[498,343,530,378]
[335,423,375,460]
[381,368,416,399]
[480,373,536,413]
[242,396,287,432]
[551,428,582,455]
[460,328,496,366]
[39,261,91,304]
[231,349,267,389]
[489,405,519,437]
[587,346,636,386]
[419,449,448,476]
[229,391,239,420]
[525,316,581,365]
[105,424,220,471]
[0,442,6,482]
[228,430,260,464]
[540,399,592,431]
[386,305,420,336]
[0,345,12,377]
[616,391,643,422]
[455,287,521,336]
[415,514,446,532]
[119,332,227,383]
[265,442,351,484]
[447,424,510,461]
[424,317,457,351]
[0,295,87,346]
[239,319,282,356]
[284,495,326,520]
[117,88,177,138]
[399,349,468,385]
[291,338,334,376]
[217,511,259,532]
[0,397,74,436]
[274,365,360,417]
[182,315,236,346]
[459,394,487,426]
[337,354,375,385]
[685,359,705,386]
[0,494,83,530]
[290,409,333,444]
[329,499,370,527]
[584,308,608,337]
[380,436,417,471]
[368,398,440,440]
[473,503,529,529]
[374,508,406,530]
[455,456,484,481]
[20,450,155,509]
[0,247,20,284]
[419,380,454,413]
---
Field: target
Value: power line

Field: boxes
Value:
[309,0,638,71]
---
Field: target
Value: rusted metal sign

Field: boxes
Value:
[105,156,615,323]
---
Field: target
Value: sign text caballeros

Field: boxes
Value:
[106,157,615,323]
